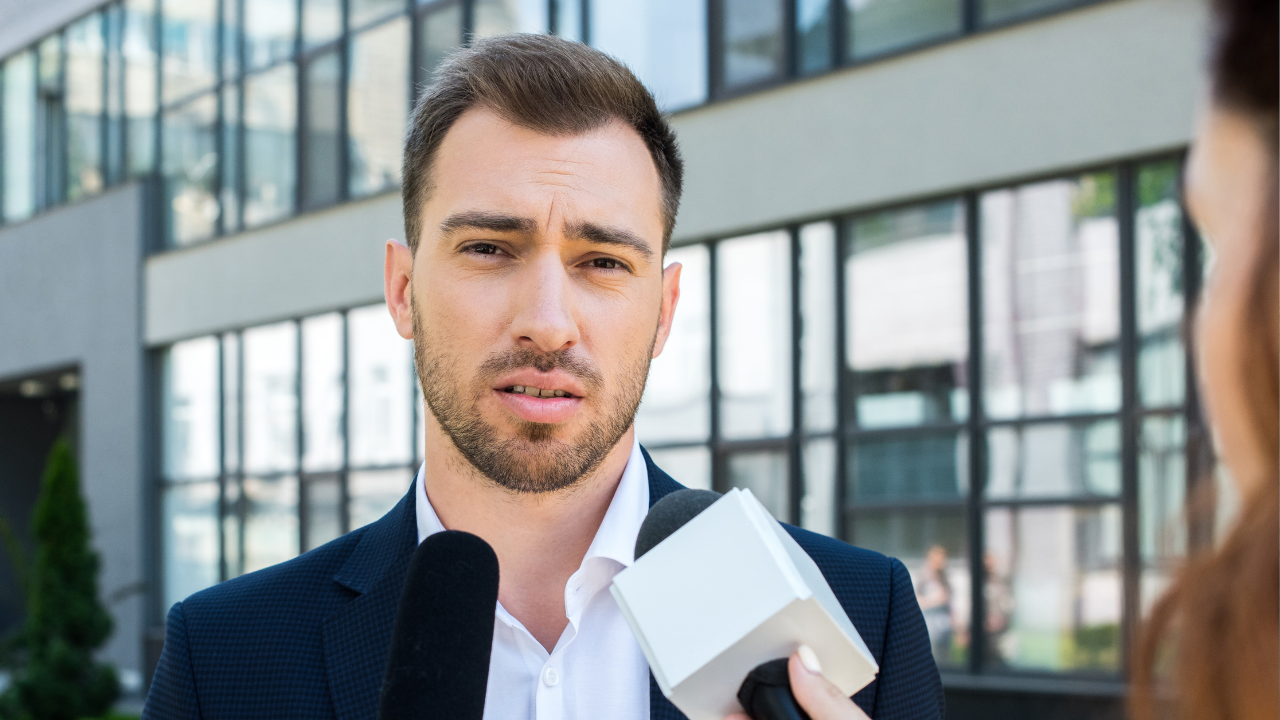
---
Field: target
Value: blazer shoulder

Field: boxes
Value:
[783,523,895,580]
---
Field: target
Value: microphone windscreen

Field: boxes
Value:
[634,489,722,560]
[377,530,500,720]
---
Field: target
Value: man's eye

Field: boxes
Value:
[591,258,623,270]
[468,243,500,255]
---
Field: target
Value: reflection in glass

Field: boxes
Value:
[105,5,126,185]
[163,94,219,245]
[303,0,343,49]
[727,451,790,522]
[982,173,1120,419]
[797,0,832,75]
[417,3,462,86]
[1139,414,1186,613]
[124,0,158,177]
[3,52,36,222]
[243,475,299,573]
[849,430,966,501]
[981,0,1075,26]
[846,0,960,61]
[984,504,1122,672]
[589,0,707,110]
[987,420,1120,499]
[303,51,342,209]
[718,232,792,440]
[244,63,296,227]
[66,13,105,201]
[722,0,785,89]
[243,322,298,474]
[849,507,968,667]
[349,18,409,197]
[221,0,240,78]
[351,468,412,529]
[348,305,413,467]
[163,337,221,480]
[646,446,712,492]
[221,83,241,232]
[351,0,406,30]
[801,223,837,433]
[636,245,711,444]
[801,438,837,536]
[163,481,219,609]
[244,0,296,70]
[304,474,342,551]
[1136,161,1185,408]
[847,200,967,428]
[303,314,344,472]
[222,333,241,472]
[161,0,217,105]
[474,0,549,36]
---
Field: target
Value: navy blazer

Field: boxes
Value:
[144,449,944,719]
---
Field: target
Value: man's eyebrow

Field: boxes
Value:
[439,211,537,236]
[566,221,655,261]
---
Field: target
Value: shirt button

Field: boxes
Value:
[542,667,559,687]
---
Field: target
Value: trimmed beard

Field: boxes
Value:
[412,297,654,494]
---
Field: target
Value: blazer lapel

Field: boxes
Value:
[322,486,418,720]
[643,446,692,720]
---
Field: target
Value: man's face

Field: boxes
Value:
[390,107,679,493]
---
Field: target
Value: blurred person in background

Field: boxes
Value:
[1131,0,1279,717]
[915,545,953,665]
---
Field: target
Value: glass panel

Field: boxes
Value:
[222,0,240,78]
[589,0,707,110]
[161,0,218,105]
[554,0,583,41]
[727,450,790,522]
[124,0,158,177]
[1139,414,1186,613]
[473,0,549,36]
[348,305,413,467]
[66,12,106,201]
[221,476,243,578]
[981,0,1077,26]
[162,93,219,246]
[718,232,792,440]
[303,50,342,209]
[646,446,712,492]
[244,63,296,226]
[304,473,342,551]
[221,83,241,232]
[417,2,462,86]
[243,475,299,572]
[848,429,966,502]
[243,322,299,474]
[303,313,345,471]
[982,173,1120,419]
[1136,160,1186,408]
[722,0,785,89]
[987,419,1120,499]
[350,468,412,528]
[348,17,409,197]
[801,437,837,536]
[163,481,219,609]
[797,0,832,75]
[3,51,36,222]
[800,223,837,433]
[37,36,66,210]
[245,0,297,70]
[304,0,343,49]
[847,0,960,61]
[984,504,1122,673]
[636,245,711,444]
[847,199,968,429]
[222,333,241,473]
[163,337,221,480]
[848,507,968,668]
[352,0,409,30]
[105,5,126,185]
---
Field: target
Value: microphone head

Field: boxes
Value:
[378,530,500,720]
[634,489,722,560]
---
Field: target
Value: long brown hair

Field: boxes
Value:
[1130,0,1279,717]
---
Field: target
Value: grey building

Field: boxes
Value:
[0,0,1211,716]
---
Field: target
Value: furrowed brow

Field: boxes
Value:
[566,221,655,262]
[439,211,538,236]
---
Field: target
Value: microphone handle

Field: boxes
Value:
[737,658,812,720]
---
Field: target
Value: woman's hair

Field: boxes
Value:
[1130,0,1279,718]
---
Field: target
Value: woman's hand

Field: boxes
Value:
[724,645,872,720]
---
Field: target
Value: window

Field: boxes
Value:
[244,0,296,71]
[588,0,707,110]
[719,0,787,91]
[243,63,296,227]
[160,0,217,105]
[303,0,343,50]
[3,51,36,222]
[66,12,106,201]
[162,92,218,245]
[416,2,462,86]
[846,0,961,61]
[348,17,408,198]
[301,50,342,209]
[797,0,833,75]
[124,0,158,177]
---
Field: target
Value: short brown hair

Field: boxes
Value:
[401,34,683,255]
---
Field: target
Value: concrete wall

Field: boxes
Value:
[0,184,147,689]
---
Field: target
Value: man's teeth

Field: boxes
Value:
[507,385,570,398]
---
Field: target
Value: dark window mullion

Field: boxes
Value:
[708,239,724,492]
[789,226,803,525]
[340,310,352,534]
[1117,161,1140,679]
[217,334,228,582]
[295,319,307,553]
[339,0,351,203]
[832,215,850,539]
[964,189,987,675]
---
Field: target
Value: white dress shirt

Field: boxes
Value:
[414,437,651,720]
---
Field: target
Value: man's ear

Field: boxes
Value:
[385,239,415,340]
[651,261,682,359]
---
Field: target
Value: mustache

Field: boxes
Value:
[477,347,605,391]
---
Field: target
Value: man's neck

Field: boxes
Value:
[420,418,636,652]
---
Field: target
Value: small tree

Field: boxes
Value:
[0,439,119,720]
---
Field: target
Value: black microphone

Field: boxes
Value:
[377,530,500,720]
[635,489,808,720]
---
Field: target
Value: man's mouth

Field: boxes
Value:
[502,385,577,399]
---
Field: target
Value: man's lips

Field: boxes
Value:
[494,389,583,424]
[491,370,589,424]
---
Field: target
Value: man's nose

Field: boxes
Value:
[509,252,580,353]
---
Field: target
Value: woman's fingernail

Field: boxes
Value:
[798,644,822,675]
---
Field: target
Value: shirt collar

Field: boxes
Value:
[414,436,650,568]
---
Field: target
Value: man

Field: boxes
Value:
[143,35,943,720]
